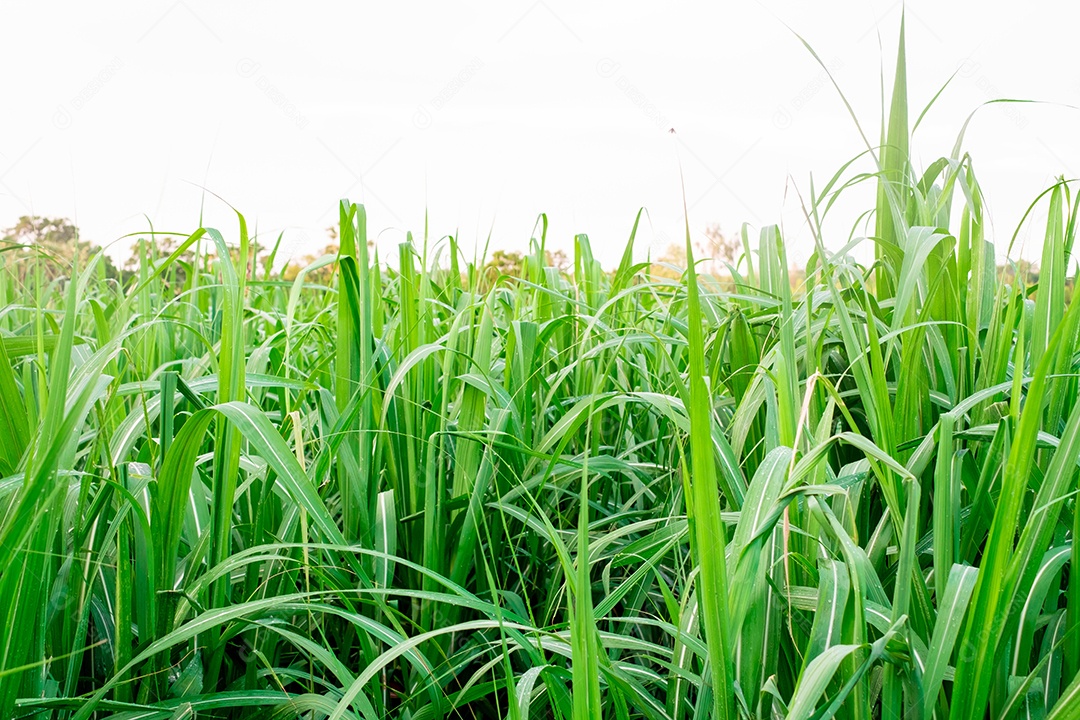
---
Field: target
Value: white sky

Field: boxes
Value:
[1,1,1077,269]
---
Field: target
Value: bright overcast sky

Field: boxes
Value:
[1,1,1077,268]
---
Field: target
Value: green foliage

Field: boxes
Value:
[2,215,121,280]
[3,22,1080,720]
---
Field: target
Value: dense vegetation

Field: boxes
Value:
[4,23,1080,720]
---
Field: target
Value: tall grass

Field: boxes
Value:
[3,24,1080,720]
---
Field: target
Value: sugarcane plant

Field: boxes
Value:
[2,18,1080,720]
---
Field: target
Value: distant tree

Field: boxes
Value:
[651,239,686,280]
[123,235,193,273]
[545,248,570,272]
[123,235,200,292]
[651,224,740,280]
[484,249,525,281]
[701,224,739,275]
[203,243,279,281]
[648,224,753,293]
[282,243,340,284]
[126,233,297,293]
[1,216,120,280]
[999,259,1039,289]
[281,222,383,285]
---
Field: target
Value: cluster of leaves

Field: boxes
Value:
[1,216,121,282]
[3,19,1080,720]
